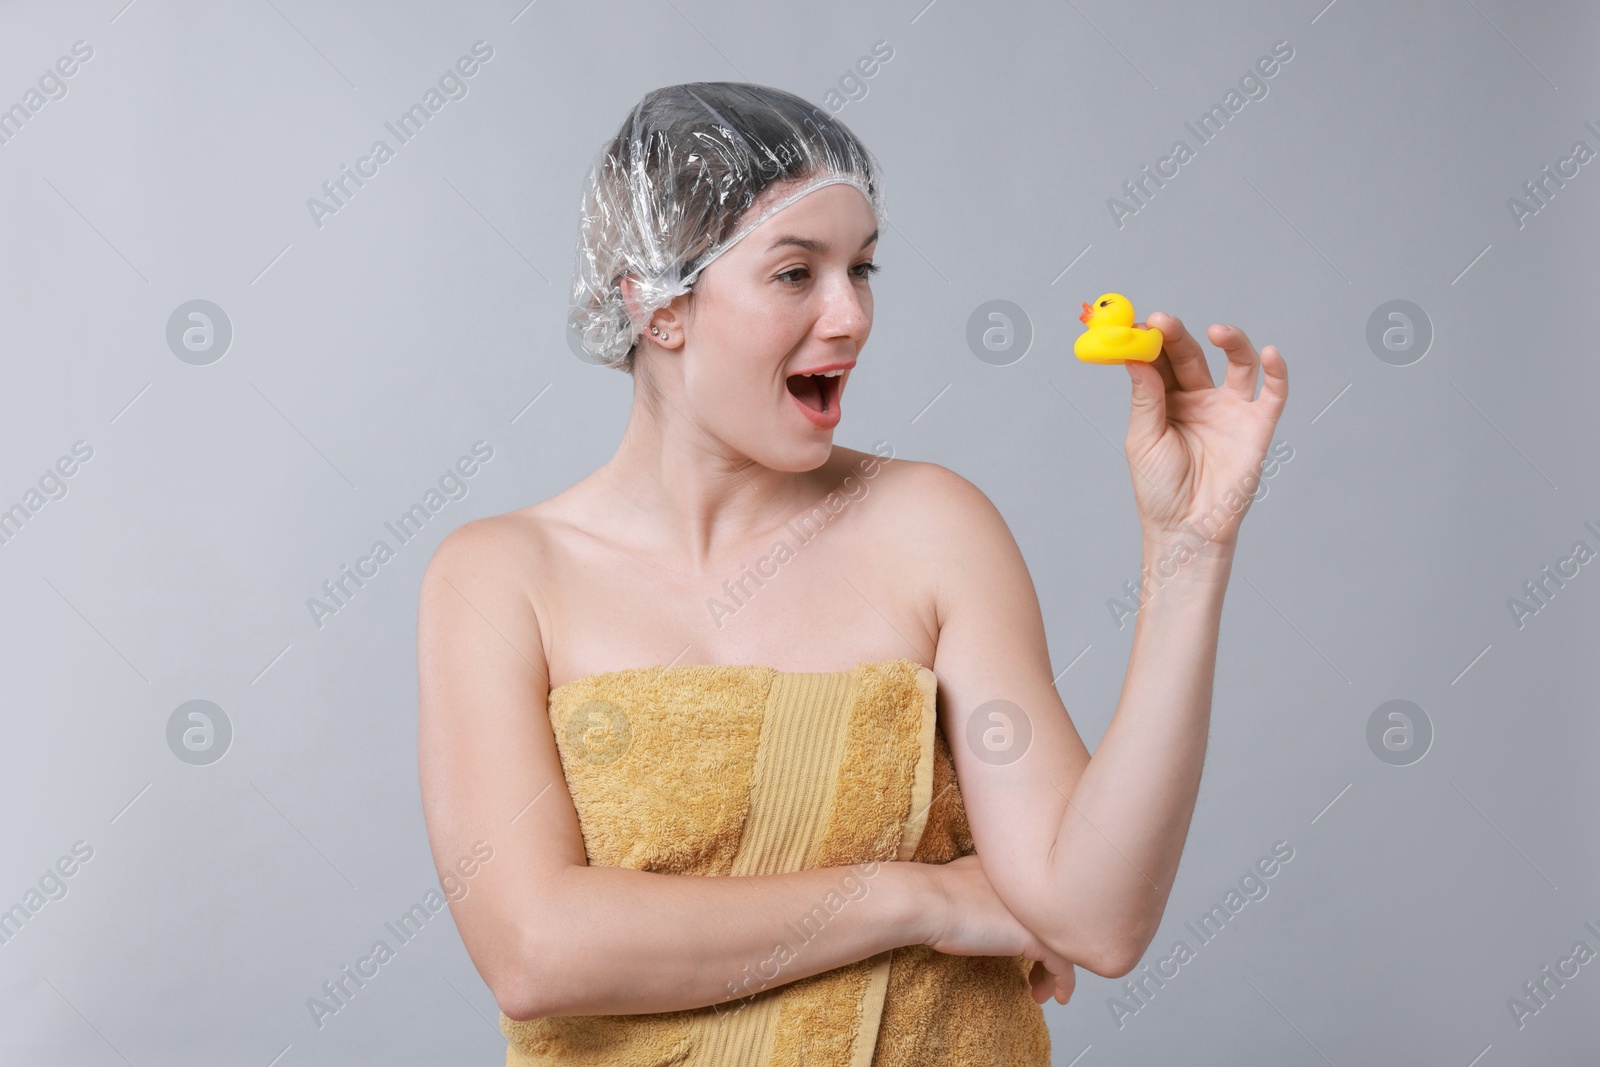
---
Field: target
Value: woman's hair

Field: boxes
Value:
[567,81,888,374]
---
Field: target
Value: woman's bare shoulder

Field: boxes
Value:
[831,444,989,517]
[833,446,1016,589]
[424,478,597,592]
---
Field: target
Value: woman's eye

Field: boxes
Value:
[776,263,880,286]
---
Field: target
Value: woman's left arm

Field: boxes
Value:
[924,314,1288,979]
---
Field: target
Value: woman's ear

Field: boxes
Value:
[618,274,685,350]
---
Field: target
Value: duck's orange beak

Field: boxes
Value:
[1079,301,1093,324]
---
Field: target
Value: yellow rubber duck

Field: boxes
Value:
[1074,292,1164,364]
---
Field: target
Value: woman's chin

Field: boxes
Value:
[757,436,836,474]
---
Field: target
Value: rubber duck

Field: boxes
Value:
[1074,292,1163,364]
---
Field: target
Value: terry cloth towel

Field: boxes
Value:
[501,657,1051,1066]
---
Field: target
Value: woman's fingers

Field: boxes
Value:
[1141,338,1181,395]
[1028,948,1079,1005]
[1029,960,1052,1003]
[1054,963,1076,1004]
[1146,312,1213,392]
[1212,324,1263,399]
[1258,343,1289,413]
[1046,945,1077,1004]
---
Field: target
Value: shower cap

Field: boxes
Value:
[568,82,889,367]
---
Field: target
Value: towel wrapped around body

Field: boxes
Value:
[501,657,1052,1066]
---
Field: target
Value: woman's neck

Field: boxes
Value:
[596,386,828,573]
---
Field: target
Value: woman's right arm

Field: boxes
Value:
[419,518,1055,1021]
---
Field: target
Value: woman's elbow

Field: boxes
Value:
[1087,920,1160,979]
[489,957,545,1022]
[495,982,543,1023]
[487,927,562,1022]
[1088,941,1142,980]
[1046,920,1151,980]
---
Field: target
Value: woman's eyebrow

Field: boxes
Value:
[764,228,879,254]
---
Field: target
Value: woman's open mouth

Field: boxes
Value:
[786,371,844,428]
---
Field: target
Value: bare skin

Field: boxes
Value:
[416,177,1289,1022]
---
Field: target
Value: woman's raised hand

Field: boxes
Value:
[1122,314,1289,549]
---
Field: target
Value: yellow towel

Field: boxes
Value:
[501,657,1051,1066]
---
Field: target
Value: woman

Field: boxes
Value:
[417,82,1288,1065]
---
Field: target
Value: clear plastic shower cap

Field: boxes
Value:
[568,81,889,368]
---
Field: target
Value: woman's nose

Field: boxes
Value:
[820,273,869,337]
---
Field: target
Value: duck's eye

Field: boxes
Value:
[1100,299,1111,307]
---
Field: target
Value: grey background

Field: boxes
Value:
[2,0,1596,1063]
